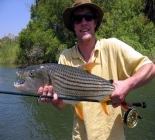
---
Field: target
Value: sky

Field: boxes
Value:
[0,0,35,39]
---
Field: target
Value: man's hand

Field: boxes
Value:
[37,85,66,110]
[111,80,130,108]
[111,63,155,108]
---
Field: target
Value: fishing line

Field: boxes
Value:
[36,101,51,140]
[27,100,35,116]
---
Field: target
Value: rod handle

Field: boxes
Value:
[132,102,147,108]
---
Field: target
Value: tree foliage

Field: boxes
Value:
[17,0,155,64]
[17,0,74,64]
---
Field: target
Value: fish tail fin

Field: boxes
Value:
[78,62,100,73]
[72,103,84,120]
[100,96,111,115]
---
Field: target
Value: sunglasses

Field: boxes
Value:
[72,12,96,24]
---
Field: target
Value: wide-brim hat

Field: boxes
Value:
[63,0,104,32]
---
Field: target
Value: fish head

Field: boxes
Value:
[14,65,50,93]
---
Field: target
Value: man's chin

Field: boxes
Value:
[81,34,92,41]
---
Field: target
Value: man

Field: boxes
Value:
[38,0,155,140]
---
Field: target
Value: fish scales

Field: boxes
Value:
[47,63,110,81]
[44,64,114,99]
[48,64,113,85]
[52,71,111,89]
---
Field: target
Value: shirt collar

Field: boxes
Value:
[71,40,101,60]
[71,44,82,59]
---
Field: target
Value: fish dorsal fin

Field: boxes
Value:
[78,62,99,73]
[100,96,111,115]
[72,103,84,120]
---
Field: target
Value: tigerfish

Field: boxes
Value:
[14,62,116,120]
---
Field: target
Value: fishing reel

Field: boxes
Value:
[122,102,146,128]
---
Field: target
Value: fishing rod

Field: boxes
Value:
[0,90,146,107]
[0,90,99,102]
[0,90,146,128]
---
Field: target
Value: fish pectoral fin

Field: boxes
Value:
[72,103,84,120]
[100,96,111,115]
[78,62,100,73]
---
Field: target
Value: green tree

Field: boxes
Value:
[17,0,75,64]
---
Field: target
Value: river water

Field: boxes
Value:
[0,64,155,140]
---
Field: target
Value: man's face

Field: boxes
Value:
[72,7,97,42]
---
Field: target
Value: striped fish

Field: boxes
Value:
[14,62,115,120]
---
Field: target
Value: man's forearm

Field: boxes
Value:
[126,63,155,91]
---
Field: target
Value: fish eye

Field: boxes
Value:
[29,70,35,77]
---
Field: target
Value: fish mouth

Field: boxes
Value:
[14,69,43,93]
[14,71,26,87]
[14,79,25,86]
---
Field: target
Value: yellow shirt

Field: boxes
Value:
[58,38,152,140]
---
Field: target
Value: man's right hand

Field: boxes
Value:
[37,85,66,110]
